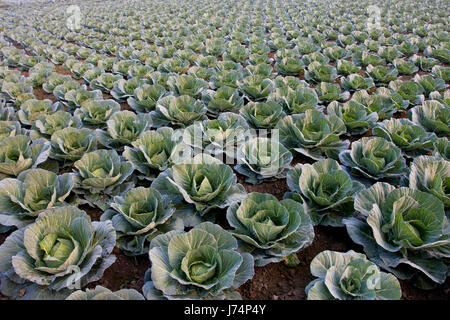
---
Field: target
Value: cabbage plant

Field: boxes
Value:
[241,76,274,101]
[316,82,350,102]
[276,109,349,160]
[240,101,285,129]
[0,121,26,139]
[274,57,305,76]
[151,154,246,216]
[393,58,419,75]
[339,137,407,182]
[17,99,63,126]
[286,159,364,226]
[0,206,116,299]
[110,77,145,102]
[341,74,375,92]
[52,80,81,101]
[235,137,292,184]
[324,47,350,61]
[388,80,425,106]
[327,100,378,135]
[0,168,74,232]
[351,88,408,120]
[42,74,72,93]
[64,88,103,110]
[49,127,98,164]
[74,99,120,128]
[336,60,360,76]
[73,149,135,210]
[413,74,446,97]
[96,110,152,149]
[150,95,207,128]
[1,77,33,103]
[273,76,307,90]
[30,111,82,140]
[267,86,321,114]
[409,156,449,207]
[157,57,190,74]
[0,135,50,179]
[27,69,51,88]
[142,222,254,300]
[433,137,449,161]
[90,73,122,93]
[127,84,168,113]
[66,286,144,300]
[365,65,398,84]
[123,127,187,180]
[352,50,385,67]
[432,65,450,82]
[227,192,313,267]
[306,250,402,300]
[182,113,248,158]
[373,118,437,157]
[409,100,450,137]
[167,74,209,99]
[305,61,338,83]
[343,183,449,289]
[101,187,182,256]
[210,70,242,89]
[202,86,244,117]
[411,55,439,72]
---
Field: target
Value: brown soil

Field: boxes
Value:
[89,247,150,292]
[392,109,409,119]
[34,87,57,102]
[55,65,72,76]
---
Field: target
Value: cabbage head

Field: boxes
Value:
[339,137,407,182]
[96,110,152,149]
[286,159,364,226]
[73,149,135,210]
[150,95,207,128]
[227,192,314,267]
[123,127,187,181]
[373,118,437,158]
[50,127,98,164]
[151,154,246,217]
[306,250,402,300]
[0,135,50,179]
[276,109,349,160]
[343,182,449,289]
[142,222,254,300]
[101,187,182,256]
[409,100,450,137]
[409,156,449,208]
[0,168,74,232]
[74,99,120,128]
[235,137,292,184]
[0,206,116,299]
[66,286,144,300]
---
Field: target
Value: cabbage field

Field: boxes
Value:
[0,0,448,301]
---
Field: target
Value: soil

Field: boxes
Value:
[34,87,57,102]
